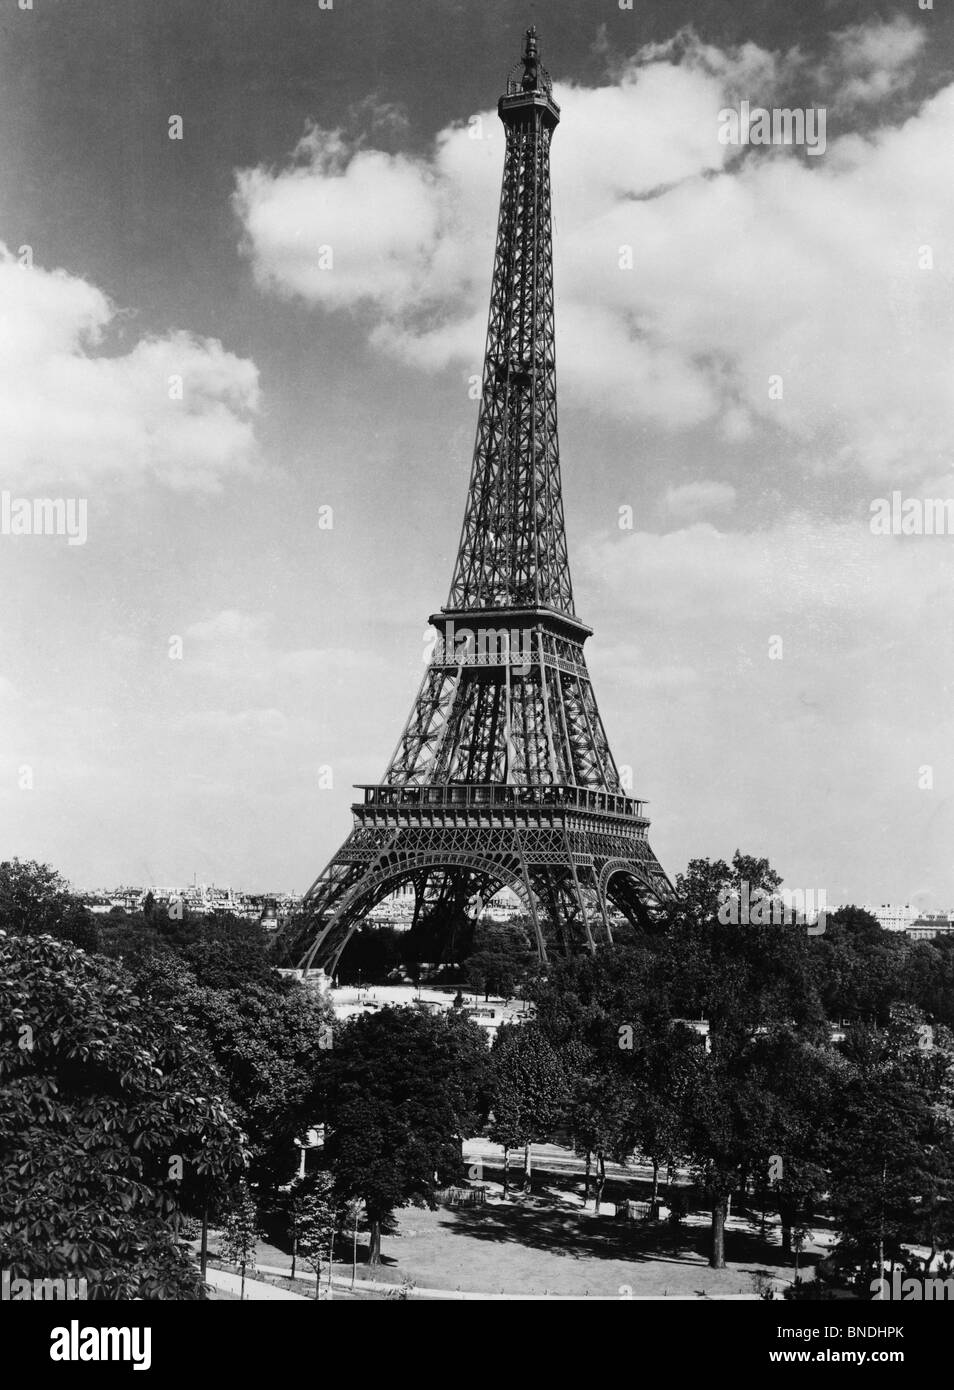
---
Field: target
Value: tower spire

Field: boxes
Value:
[447,24,569,615]
[521,25,539,89]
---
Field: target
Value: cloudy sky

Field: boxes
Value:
[2,0,953,908]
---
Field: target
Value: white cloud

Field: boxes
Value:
[0,247,261,492]
[664,480,737,520]
[580,513,954,902]
[276,647,388,676]
[172,708,289,739]
[234,126,446,313]
[183,609,389,682]
[235,22,948,487]
[185,609,270,645]
[822,18,927,106]
[582,515,954,626]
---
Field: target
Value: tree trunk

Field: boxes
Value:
[725,1191,732,1223]
[368,1217,382,1266]
[315,1267,321,1300]
[583,1149,592,1203]
[651,1158,659,1205]
[523,1142,532,1194]
[594,1152,606,1213]
[502,1146,510,1197]
[240,1260,246,1300]
[200,1208,209,1280]
[291,1231,297,1281]
[710,1200,726,1269]
[878,1160,886,1291]
[327,1234,334,1296]
[779,1195,794,1258]
[737,1166,748,1213]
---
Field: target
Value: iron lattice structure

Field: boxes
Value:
[284,28,670,975]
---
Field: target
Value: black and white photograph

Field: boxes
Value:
[2,0,953,1365]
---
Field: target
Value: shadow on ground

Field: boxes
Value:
[450,1159,816,1275]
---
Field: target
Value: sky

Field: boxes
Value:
[1,0,953,908]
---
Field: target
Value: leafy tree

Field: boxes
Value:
[295,1172,338,1299]
[672,1018,839,1268]
[907,935,954,1031]
[219,1183,260,1301]
[817,907,907,1025]
[0,932,247,1298]
[98,907,283,995]
[632,1025,705,1205]
[127,952,334,1196]
[0,859,97,951]
[490,1023,568,1194]
[178,915,282,992]
[562,1042,633,1210]
[731,1030,838,1257]
[95,911,168,966]
[321,1006,489,1263]
[657,853,827,1040]
[828,1010,954,1287]
[336,925,404,986]
[462,921,534,1001]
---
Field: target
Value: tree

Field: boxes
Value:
[0,859,97,951]
[295,1172,338,1299]
[127,952,334,1197]
[335,925,404,986]
[563,1045,632,1211]
[632,1025,703,1205]
[179,916,283,993]
[828,1011,954,1289]
[0,932,247,1299]
[522,854,954,1280]
[219,1183,260,1301]
[98,906,283,994]
[490,1023,568,1194]
[906,935,954,1032]
[462,922,533,1001]
[727,1030,838,1258]
[321,1007,489,1264]
[817,906,907,1025]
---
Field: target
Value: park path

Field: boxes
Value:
[251,1259,759,1300]
[205,1267,312,1300]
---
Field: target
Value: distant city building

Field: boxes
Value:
[366,882,415,925]
[363,882,527,928]
[78,883,302,925]
[906,914,954,941]
[874,903,920,932]
[863,903,954,939]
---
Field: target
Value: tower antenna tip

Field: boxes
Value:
[521,25,539,90]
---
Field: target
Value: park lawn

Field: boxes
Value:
[223,1142,825,1299]
[361,1197,792,1298]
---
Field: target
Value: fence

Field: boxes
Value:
[436,1186,487,1208]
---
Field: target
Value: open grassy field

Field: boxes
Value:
[212,1141,831,1299]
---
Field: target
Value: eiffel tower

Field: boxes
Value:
[284,27,670,976]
